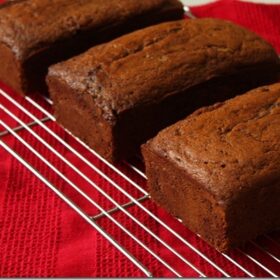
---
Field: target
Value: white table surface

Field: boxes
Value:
[182,0,280,6]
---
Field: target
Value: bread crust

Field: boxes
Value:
[142,83,280,251]
[0,0,183,94]
[48,18,280,162]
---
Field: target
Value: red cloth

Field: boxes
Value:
[1,0,280,277]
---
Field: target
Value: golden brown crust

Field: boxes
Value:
[147,83,280,202]
[143,83,280,251]
[142,144,230,251]
[49,18,280,116]
[0,42,25,93]
[0,0,183,61]
[0,0,183,94]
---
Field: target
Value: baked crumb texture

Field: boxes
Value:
[0,0,183,94]
[48,18,280,162]
[142,83,280,252]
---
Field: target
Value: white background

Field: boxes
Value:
[182,0,280,6]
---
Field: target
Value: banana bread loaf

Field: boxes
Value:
[142,83,280,252]
[47,18,280,163]
[0,0,183,95]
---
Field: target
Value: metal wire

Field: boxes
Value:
[183,5,197,19]
[250,241,280,265]
[0,116,51,137]
[21,95,235,277]
[0,140,153,278]
[1,104,203,277]
[91,195,150,220]
[4,90,233,277]
[128,160,280,277]
[2,87,280,277]
[1,5,280,277]
[236,248,278,277]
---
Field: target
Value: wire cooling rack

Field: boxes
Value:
[2,72,280,279]
[1,5,280,278]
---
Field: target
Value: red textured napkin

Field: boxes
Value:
[1,0,280,277]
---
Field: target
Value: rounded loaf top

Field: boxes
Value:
[48,18,280,116]
[148,83,280,203]
[0,0,183,60]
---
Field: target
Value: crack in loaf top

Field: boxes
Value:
[49,18,280,116]
[148,83,280,203]
[0,0,182,60]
